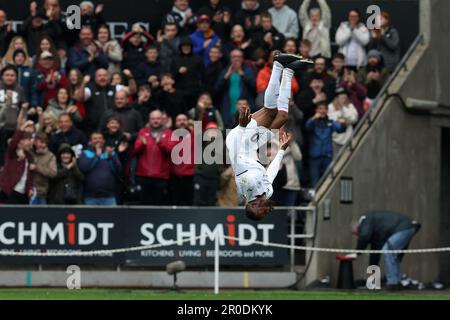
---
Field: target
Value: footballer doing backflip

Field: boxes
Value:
[226,52,313,221]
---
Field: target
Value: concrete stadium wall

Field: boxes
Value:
[304,0,450,287]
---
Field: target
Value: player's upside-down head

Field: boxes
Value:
[245,196,275,221]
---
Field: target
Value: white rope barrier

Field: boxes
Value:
[0,234,449,257]
[223,236,450,255]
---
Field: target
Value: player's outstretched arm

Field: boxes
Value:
[267,132,293,183]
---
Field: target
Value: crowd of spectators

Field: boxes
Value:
[0,0,401,207]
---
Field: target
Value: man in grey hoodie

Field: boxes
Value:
[268,0,299,39]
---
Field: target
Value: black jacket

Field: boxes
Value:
[81,13,106,33]
[19,16,64,56]
[234,5,261,33]
[197,2,232,40]
[122,44,147,75]
[85,84,118,132]
[135,60,163,86]
[159,37,180,73]
[156,89,188,120]
[0,25,14,56]
[98,106,144,141]
[48,127,88,155]
[103,130,131,169]
[252,26,285,52]
[356,211,421,265]
[205,60,223,100]
[131,99,159,123]
[48,161,84,205]
[171,41,204,94]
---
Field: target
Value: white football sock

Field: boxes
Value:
[277,68,294,112]
[264,61,283,109]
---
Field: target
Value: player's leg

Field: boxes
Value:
[251,107,277,128]
[251,58,284,128]
[270,67,294,130]
[269,53,313,130]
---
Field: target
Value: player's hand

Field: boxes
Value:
[238,106,251,127]
[279,131,293,151]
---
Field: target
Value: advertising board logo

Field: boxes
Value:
[140,214,275,247]
[0,214,114,246]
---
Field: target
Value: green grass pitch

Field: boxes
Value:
[0,289,449,300]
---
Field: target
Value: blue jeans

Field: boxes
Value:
[382,228,417,285]
[84,197,117,206]
[280,190,299,206]
[309,156,332,188]
[30,196,47,205]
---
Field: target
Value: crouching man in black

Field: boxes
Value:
[350,211,421,290]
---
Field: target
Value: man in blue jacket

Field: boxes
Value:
[78,131,122,206]
[305,101,346,187]
[12,49,38,108]
[190,14,221,66]
[67,26,108,76]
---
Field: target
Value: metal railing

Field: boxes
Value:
[313,33,426,203]
[285,206,316,272]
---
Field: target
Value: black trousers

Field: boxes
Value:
[169,175,194,206]
[136,176,168,206]
[0,128,14,168]
[193,175,219,206]
[0,191,29,205]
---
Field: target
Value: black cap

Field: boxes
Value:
[335,86,349,96]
